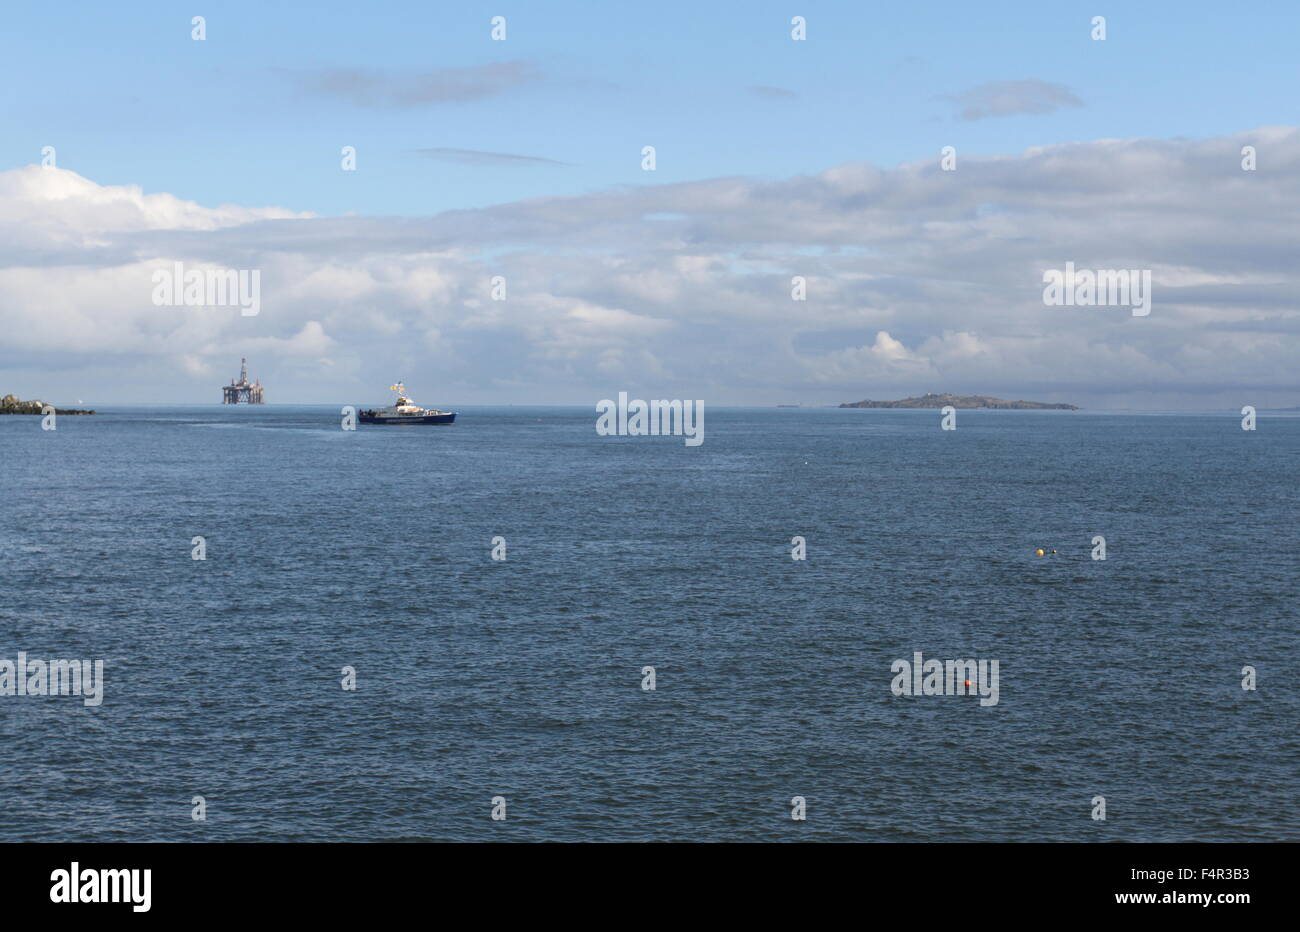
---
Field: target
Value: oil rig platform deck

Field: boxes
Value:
[221,358,264,404]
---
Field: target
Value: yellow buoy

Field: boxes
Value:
[1035,549,1044,556]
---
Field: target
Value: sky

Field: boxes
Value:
[0,0,1297,407]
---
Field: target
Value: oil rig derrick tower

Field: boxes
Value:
[221,357,265,404]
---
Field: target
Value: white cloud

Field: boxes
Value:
[1,129,1297,407]
[944,79,1084,121]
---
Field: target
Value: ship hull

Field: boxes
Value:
[360,412,456,425]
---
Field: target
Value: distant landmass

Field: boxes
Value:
[0,393,95,415]
[839,392,1078,410]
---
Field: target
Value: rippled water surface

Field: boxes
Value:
[1,406,1296,841]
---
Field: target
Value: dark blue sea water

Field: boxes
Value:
[1,406,1296,841]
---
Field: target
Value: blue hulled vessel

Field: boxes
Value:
[359,383,456,425]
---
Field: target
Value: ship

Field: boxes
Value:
[359,383,456,425]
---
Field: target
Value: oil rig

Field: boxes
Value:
[221,358,265,404]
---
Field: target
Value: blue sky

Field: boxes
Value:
[0,2,1297,407]
[3,1,1296,216]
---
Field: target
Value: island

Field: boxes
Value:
[0,393,95,415]
[839,392,1078,410]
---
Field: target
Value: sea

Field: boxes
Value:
[1,405,1296,841]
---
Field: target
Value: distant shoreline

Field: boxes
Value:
[0,394,95,415]
[839,393,1079,411]
[7,400,1295,414]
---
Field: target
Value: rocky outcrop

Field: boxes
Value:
[0,394,95,415]
[840,392,1078,410]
